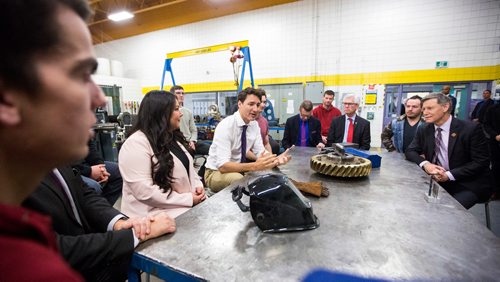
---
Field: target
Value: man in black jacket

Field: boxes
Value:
[326,94,371,150]
[23,166,176,281]
[471,89,494,123]
[73,138,122,205]
[406,93,493,209]
[484,102,500,198]
[282,100,323,149]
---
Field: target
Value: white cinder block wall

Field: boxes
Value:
[94,0,500,147]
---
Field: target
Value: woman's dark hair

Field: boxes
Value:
[129,90,191,193]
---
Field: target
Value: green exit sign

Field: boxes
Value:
[436,61,449,69]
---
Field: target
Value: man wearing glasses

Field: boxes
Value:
[326,94,371,150]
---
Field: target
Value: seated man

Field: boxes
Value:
[205,87,288,193]
[171,85,210,155]
[73,138,122,205]
[255,88,280,154]
[282,100,323,149]
[406,93,493,209]
[381,95,424,153]
[326,94,371,150]
[23,166,175,281]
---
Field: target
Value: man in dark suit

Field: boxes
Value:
[406,93,493,209]
[23,166,176,281]
[326,94,371,150]
[282,100,323,149]
[483,102,500,198]
[441,85,457,116]
[471,89,494,123]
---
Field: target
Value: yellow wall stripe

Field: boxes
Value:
[143,65,500,94]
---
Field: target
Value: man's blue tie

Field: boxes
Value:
[241,125,248,163]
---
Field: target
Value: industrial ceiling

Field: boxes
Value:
[88,0,298,44]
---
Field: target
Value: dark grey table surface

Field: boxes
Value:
[136,147,500,281]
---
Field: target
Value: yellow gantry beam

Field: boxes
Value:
[166,40,249,59]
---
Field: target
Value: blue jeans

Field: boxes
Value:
[81,161,122,205]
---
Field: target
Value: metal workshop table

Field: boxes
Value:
[129,147,500,281]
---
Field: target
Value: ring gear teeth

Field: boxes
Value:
[310,154,371,177]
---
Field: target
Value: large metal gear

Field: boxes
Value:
[310,148,372,177]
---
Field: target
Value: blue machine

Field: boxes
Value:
[345,147,382,168]
[262,100,278,126]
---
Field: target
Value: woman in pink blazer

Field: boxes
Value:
[119,90,206,219]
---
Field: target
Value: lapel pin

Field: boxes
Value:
[451,132,457,138]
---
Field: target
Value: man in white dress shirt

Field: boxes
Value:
[205,87,284,192]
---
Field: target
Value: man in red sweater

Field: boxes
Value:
[0,0,107,280]
[312,90,342,144]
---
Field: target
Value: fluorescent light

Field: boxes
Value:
[108,11,134,22]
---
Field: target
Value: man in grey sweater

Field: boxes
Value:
[171,85,210,155]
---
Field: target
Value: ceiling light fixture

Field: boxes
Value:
[107,11,134,22]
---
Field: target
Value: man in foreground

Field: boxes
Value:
[0,0,103,279]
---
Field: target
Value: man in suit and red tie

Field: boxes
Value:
[406,93,493,209]
[326,94,371,150]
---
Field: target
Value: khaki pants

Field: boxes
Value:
[204,169,243,193]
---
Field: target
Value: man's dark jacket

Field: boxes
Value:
[282,114,322,149]
[74,139,104,177]
[326,115,371,150]
[23,167,134,281]
[471,98,494,123]
[405,118,493,201]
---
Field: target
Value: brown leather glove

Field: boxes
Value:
[290,179,329,197]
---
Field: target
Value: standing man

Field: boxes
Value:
[282,100,323,149]
[312,90,341,144]
[171,85,210,155]
[326,94,371,150]
[204,88,287,193]
[471,89,494,123]
[406,93,493,209]
[441,85,457,116]
[381,95,424,153]
[484,102,500,198]
[0,0,104,279]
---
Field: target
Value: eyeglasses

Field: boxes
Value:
[343,102,357,107]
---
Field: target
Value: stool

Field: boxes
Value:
[484,200,491,230]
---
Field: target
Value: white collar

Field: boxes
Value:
[235,110,249,127]
[435,115,452,132]
[345,114,357,121]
